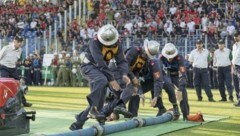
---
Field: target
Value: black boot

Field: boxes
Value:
[69,121,84,130]
[198,97,202,101]
[229,96,234,102]
[173,106,180,120]
[23,102,32,107]
[219,98,227,102]
[88,107,105,120]
[114,104,133,118]
[208,97,216,102]
[156,108,167,116]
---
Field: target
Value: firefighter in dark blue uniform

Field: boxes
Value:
[69,24,130,130]
[160,43,189,120]
[104,39,168,120]
[126,39,174,117]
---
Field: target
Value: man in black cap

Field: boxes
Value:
[189,39,215,102]
[0,35,32,107]
[213,39,233,102]
[232,32,240,107]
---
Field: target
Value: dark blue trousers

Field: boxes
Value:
[128,79,165,117]
[234,65,240,100]
[75,64,108,124]
[33,69,41,85]
[24,68,32,85]
[233,73,240,99]
[164,75,189,118]
[217,66,233,100]
[193,68,213,100]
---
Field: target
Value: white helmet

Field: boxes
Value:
[162,43,178,59]
[97,24,119,46]
[143,39,160,59]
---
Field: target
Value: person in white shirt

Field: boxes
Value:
[232,32,240,107]
[201,14,208,27]
[226,22,236,36]
[0,36,32,107]
[187,20,195,33]
[189,39,215,102]
[169,5,177,15]
[213,39,233,102]
[124,20,133,34]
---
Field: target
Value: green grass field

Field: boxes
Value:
[25,87,240,136]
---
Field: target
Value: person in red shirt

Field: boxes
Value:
[174,7,181,18]
[101,0,107,5]
[71,19,79,30]
[87,17,94,28]
[157,7,165,19]
[176,14,181,23]
[189,8,198,17]
[183,6,191,17]
[193,15,201,29]
[208,23,216,37]
[98,9,106,22]
[184,14,191,23]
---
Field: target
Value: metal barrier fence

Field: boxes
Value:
[0,34,235,58]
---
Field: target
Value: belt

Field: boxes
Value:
[52,65,58,68]
[60,65,66,67]
[194,67,208,70]
[217,65,231,68]
[24,67,30,70]
[34,68,41,71]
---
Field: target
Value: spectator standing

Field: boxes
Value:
[189,39,215,102]
[56,51,67,86]
[227,22,236,36]
[23,54,33,85]
[65,54,72,86]
[71,50,81,87]
[213,39,234,102]
[51,53,59,86]
[232,32,240,107]
[32,53,42,85]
